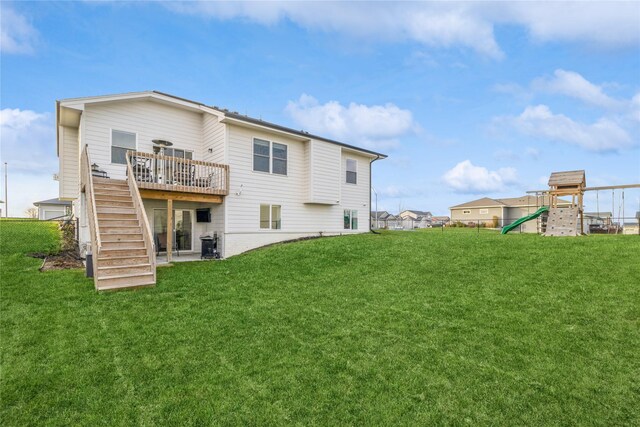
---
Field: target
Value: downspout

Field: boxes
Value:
[369,155,382,234]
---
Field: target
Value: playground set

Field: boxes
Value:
[502,170,640,236]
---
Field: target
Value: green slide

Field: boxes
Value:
[501,206,549,235]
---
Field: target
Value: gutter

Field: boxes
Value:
[369,155,382,234]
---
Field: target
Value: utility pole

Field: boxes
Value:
[371,187,378,229]
[4,162,7,218]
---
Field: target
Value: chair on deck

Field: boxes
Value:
[155,232,180,256]
[131,156,153,182]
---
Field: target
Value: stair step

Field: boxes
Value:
[98,214,138,222]
[102,240,146,249]
[97,255,151,267]
[95,201,134,209]
[99,248,148,257]
[96,272,155,290]
[98,263,152,276]
[94,189,131,197]
[102,233,144,241]
[96,207,136,214]
[95,193,132,201]
[100,227,143,234]
[98,220,139,228]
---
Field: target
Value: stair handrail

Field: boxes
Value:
[125,151,156,282]
[80,144,102,288]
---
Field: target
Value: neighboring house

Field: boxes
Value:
[399,210,432,229]
[56,91,386,290]
[584,212,613,227]
[431,216,450,226]
[33,198,72,220]
[450,195,571,232]
[371,211,400,229]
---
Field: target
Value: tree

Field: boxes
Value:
[25,207,38,219]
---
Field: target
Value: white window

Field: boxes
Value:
[463,210,471,215]
[111,130,136,164]
[344,209,358,230]
[253,138,287,175]
[346,159,357,184]
[153,146,193,159]
[260,204,281,230]
[479,209,488,214]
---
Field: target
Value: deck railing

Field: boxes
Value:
[125,155,156,283]
[80,145,101,289]
[126,151,229,195]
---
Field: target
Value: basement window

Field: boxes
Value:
[260,204,281,230]
[344,210,358,230]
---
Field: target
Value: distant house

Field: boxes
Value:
[450,195,571,232]
[33,198,72,220]
[371,211,400,229]
[431,215,450,226]
[33,199,71,221]
[584,212,613,227]
[399,210,432,229]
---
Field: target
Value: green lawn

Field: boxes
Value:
[1,221,639,426]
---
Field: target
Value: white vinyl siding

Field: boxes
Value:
[82,100,204,180]
[306,140,340,204]
[59,126,79,199]
[202,114,226,164]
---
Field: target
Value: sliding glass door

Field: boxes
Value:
[153,209,193,252]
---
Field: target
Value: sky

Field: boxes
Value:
[1,1,639,218]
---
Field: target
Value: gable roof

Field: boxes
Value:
[451,195,571,209]
[548,170,586,187]
[57,90,387,159]
[450,197,505,209]
[33,198,72,207]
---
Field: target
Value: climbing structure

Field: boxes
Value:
[544,170,586,237]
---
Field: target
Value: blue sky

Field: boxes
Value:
[1,1,639,218]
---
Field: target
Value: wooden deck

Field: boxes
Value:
[127,151,229,196]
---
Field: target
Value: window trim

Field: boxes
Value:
[345,158,357,185]
[253,138,288,176]
[479,209,489,215]
[110,129,137,165]
[260,203,282,230]
[463,210,471,215]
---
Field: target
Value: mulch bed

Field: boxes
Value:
[28,251,84,271]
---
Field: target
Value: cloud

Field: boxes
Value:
[442,160,517,193]
[285,94,416,150]
[0,6,37,54]
[167,2,640,58]
[1,109,58,217]
[496,105,634,153]
[376,185,414,199]
[532,69,622,109]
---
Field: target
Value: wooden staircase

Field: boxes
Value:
[93,177,155,290]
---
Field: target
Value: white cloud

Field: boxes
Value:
[0,6,37,54]
[1,109,58,217]
[377,185,413,199]
[497,105,634,153]
[442,160,517,193]
[631,93,640,122]
[285,94,416,150]
[167,2,640,58]
[532,69,622,109]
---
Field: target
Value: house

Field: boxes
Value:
[398,210,432,229]
[33,198,72,220]
[370,211,400,229]
[56,91,386,290]
[431,215,450,226]
[450,195,571,232]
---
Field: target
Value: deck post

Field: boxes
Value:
[167,199,173,262]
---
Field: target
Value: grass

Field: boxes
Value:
[1,220,639,426]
